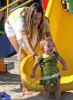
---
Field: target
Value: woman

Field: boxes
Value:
[5,3,52,95]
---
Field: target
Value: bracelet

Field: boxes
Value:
[32,53,37,59]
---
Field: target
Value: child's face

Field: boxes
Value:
[43,41,54,55]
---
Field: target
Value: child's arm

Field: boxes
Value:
[31,61,39,78]
[58,55,67,70]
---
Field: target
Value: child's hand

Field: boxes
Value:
[63,64,67,70]
[31,73,35,78]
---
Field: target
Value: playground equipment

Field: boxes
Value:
[20,0,73,92]
[42,0,48,11]
[0,34,16,58]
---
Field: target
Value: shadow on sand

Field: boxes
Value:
[15,91,73,100]
[0,72,20,84]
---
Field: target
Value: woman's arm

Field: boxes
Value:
[21,31,38,60]
[17,18,35,55]
[16,16,37,60]
[22,32,34,55]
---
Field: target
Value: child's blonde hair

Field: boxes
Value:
[40,37,53,50]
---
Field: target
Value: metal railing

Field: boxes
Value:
[0,0,33,17]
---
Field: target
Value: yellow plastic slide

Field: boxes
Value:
[20,0,73,92]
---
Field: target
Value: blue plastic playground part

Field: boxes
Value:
[9,0,19,10]
[0,92,12,100]
[0,34,16,58]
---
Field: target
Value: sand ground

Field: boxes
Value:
[0,55,73,100]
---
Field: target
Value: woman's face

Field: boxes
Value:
[32,12,42,27]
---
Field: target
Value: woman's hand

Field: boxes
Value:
[32,53,38,61]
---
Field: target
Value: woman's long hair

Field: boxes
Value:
[20,3,45,41]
